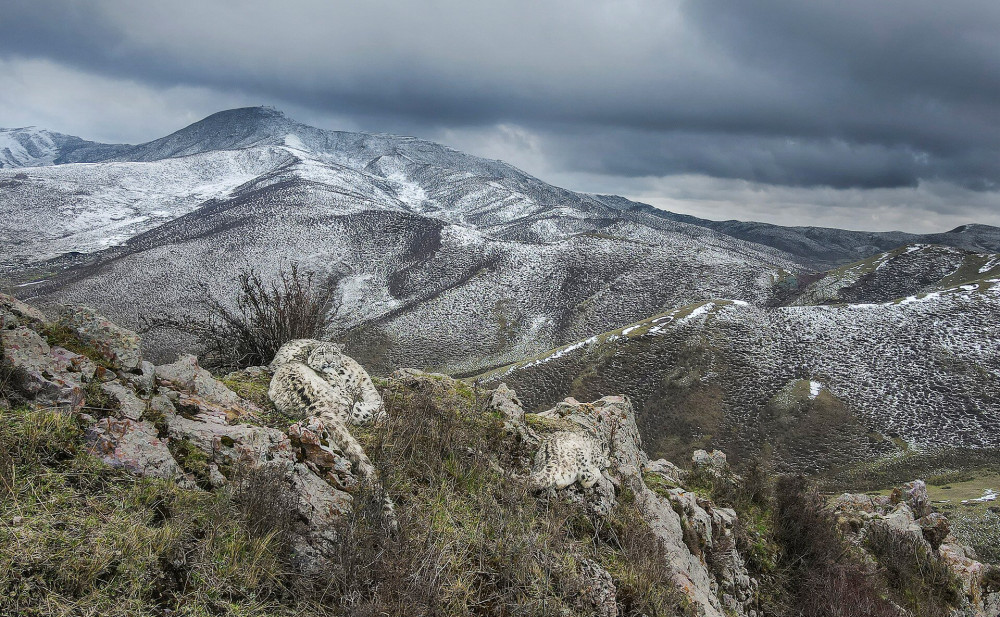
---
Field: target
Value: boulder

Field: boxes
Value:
[692,449,728,473]
[1,327,88,409]
[120,360,156,395]
[489,382,525,425]
[61,305,142,370]
[917,512,950,550]
[100,381,147,421]
[85,417,181,479]
[0,293,47,329]
[156,354,244,409]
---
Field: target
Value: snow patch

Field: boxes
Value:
[808,381,822,399]
[962,489,997,505]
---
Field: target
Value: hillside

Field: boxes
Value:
[3,295,998,617]
[5,108,1000,376]
[1,108,799,373]
[480,247,1000,472]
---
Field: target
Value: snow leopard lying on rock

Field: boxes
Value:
[528,430,610,491]
[269,339,385,424]
[268,339,394,524]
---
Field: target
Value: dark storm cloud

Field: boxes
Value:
[3,0,1000,192]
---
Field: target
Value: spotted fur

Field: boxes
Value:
[528,430,610,492]
[268,340,395,525]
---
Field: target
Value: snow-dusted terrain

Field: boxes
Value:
[2,107,999,465]
[1,108,805,371]
[482,250,1000,470]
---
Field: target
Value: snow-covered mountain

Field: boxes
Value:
[1,107,808,371]
[2,107,999,465]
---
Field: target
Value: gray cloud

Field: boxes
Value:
[2,0,1000,229]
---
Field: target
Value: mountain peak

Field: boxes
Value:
[194,106,287,128]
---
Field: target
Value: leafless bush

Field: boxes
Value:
[144,264,341,370]
[774,475,898,617]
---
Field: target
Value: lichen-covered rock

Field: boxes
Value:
[0,293,47,329]
[834,481,1000,616]
[1,326,89,409]
[288,416,361,494]
[156,354,244,408]
[644,458,685,487]
[85,417,180,479]
[120,360,156,395]
[489,382,524,425]
[692,449,728,473]
[62,305,142,370]
[100,381,147,421]
[575,558,619,617]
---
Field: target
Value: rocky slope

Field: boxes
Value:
[480,247,1000,471]
[3,297,998,616]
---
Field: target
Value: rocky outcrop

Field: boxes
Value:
[834,480,1000,616]
[1,325,94,409]
[62,304,142,370]
[0,300,385,571]
[512,394,759,617]
[8,298,991,617]
[0,292,46,329]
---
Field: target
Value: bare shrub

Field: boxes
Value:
[773,475,898,617]
[144,264,341,370]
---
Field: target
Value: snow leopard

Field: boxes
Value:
[268,340,394,525]
[528,430,610,492]
[271,339,385,425]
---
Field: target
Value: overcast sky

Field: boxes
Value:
[2,0,1000,232]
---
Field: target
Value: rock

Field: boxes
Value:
[0,293,47,329]
[881,503,924,541]
[85,417,181,479]
[644,458,685,487]
[61,305,142,370]
[1,327,87,409]
[100,381,147,421]
[288,417,360,493]
[917,512,950,550]
[156,354,244,408]
[163,402,356,571]
[120,360,156,395]
[692,449,728,472]
[576,558,619,617]
[515,395,754,617]
[489,382,525,425]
